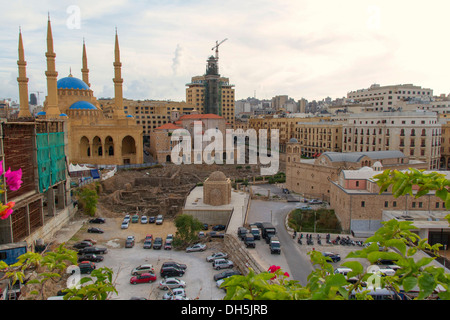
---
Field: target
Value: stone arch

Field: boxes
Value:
[80,136,90,157]
[93,136,102,157]
[105,136,114,156]
[122,135,136,155]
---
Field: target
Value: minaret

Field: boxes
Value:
[17,28,31,118]
[113,29,126,118]
[44,15,61,118]
[81,39,90,87]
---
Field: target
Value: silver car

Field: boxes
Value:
[163,288,186,300]
[206,252,228,262]
[186,243,206,252]
[158,277,186,290]
[131,264,155,275]
[213,258,234,270]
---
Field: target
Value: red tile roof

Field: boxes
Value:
[155,123,183,130]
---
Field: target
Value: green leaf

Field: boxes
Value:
[402,276,418,292]
[385,239,407,256]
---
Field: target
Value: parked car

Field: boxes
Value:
[89,218,105,224]
[143,239,152,249]
[77,253,104,263]
[207,231,225,238]
[213,269,241,281]
[123,215,130,223]
[83,239,97,245]
[131,214,139,223]
[153,237,163,250]
[121,221,129,229]
[140,215,148,224]
[309,199,323,205]
[160,266,185,278]
[131,264,155,275]
[212,259,234,270]
[166,234,173,241]
[87,227,104,233]
[206,252,228,262]
[212,224,226,231]
[78,261,96,274]
[186,243,206,252]
[162,261,187,270]
[244,234,256,248]
[269,237,281,254]
[125,236,135,248]
[158,277,186,290]
[156,214,163,225]
[237,227,248,240]
[73,241,93,249]
[148,216,156,223]
[164,239,173,250]
[162,288,186,300]
[130,272,157,285]
[322,252,341,263]
[78,246,107,255]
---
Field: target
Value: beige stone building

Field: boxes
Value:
[330,168,450,239]
[346,83,433,111]
[285,144,427,202]
[149,112,229,164]
[341,112,441,169]
[203,171,232,206]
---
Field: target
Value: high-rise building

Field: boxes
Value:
[186,55,235,127]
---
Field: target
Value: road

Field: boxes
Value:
[246,195,314,286]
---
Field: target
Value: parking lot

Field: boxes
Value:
[67,217,229,300]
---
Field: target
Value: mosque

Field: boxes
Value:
[18,18,143,166]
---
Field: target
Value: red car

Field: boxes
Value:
[130,273,157,284]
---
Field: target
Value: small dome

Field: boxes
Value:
[59,113,68,117]
[126,114,133,118]
[207,171,227,182]
[36,111,46,116]
[372,161,383,167]
[69,101,97,110]
[57,76,90,90]
[289,138,298,143]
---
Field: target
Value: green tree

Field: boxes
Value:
[77,187,99,216]
[173,214,204,247]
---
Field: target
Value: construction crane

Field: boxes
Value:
[211,38,227,59]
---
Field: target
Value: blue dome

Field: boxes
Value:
[57,76,90,90]
[69,101,97,110]
[126,114,133,118]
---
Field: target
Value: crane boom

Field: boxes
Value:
[212,38,228,59]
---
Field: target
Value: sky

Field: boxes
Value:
[2,0,450,104]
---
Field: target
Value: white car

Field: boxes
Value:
[162,288,186,300]
[158,277,186,290]
[131,264,155,275]
[186,243,206,252]
[140,216,148,224]
[123,215,130,223]
[121,221,129,229]
[156,214,163,225]
[206,252,228,262]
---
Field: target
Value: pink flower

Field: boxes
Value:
[0,202,15,220]
[4,168,23,191]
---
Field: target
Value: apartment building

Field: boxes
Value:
[341,112,441,169]
[347,83,433,111]
[98,98,196,139]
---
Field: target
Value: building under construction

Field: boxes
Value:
[185,40,235,127]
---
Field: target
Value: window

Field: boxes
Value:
[393,201,397,208]
[361,201,365,207]
[384,201,388,208]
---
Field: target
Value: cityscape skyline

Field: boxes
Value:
[2,0,450,104]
